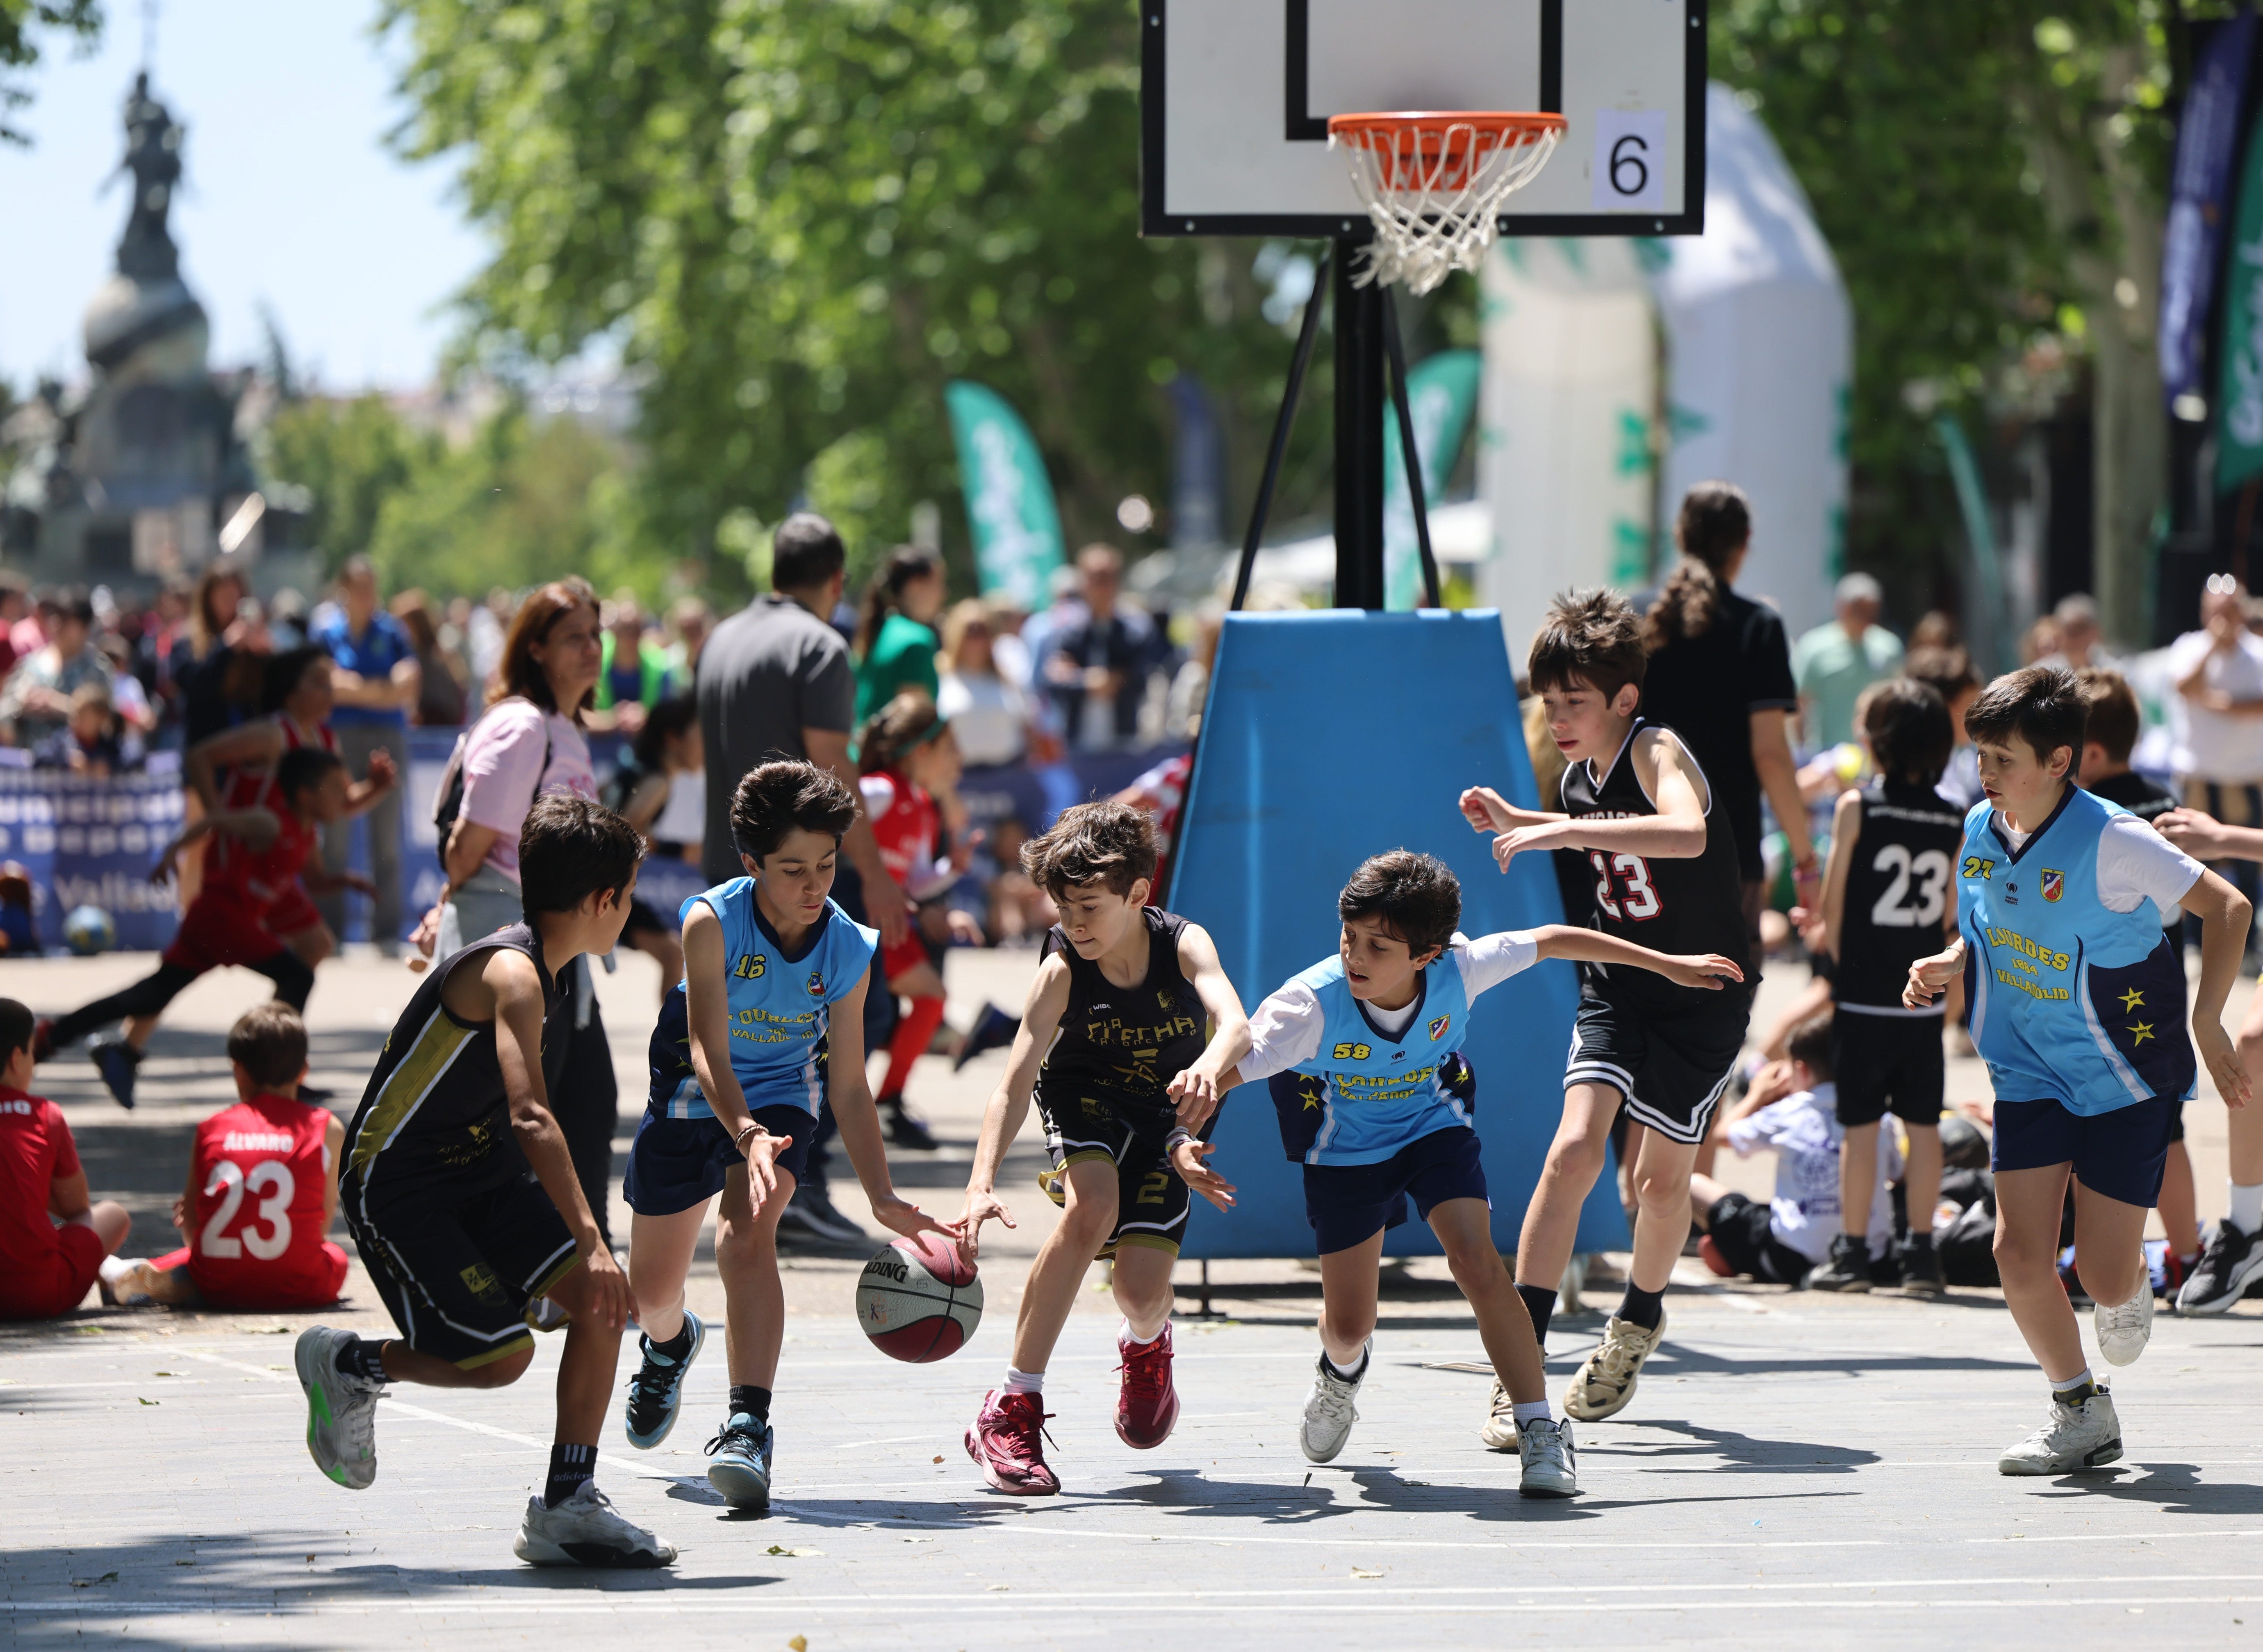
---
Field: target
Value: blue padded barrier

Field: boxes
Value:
[1168,608,1630,1259]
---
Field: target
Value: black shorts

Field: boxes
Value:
[623,1104,815,1217]
[343,1170,579,1370]
[1035,1087,1186,1260]
[1831,1011,1946,1127]
[1992,1094,2176,1209]
[1564,985,1753,1145]
[1704,1191,1814,1285]
[1301,1125,1489,1255]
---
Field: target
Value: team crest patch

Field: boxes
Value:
[807,972,825,998]
[1428,1014,1450,1041]
[2041,869,2064,903]
[458,1263,506,1306]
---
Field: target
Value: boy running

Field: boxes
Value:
[1213,849,1740,1497]
[1907,666,2249,1474]
[618,760,958,1510]
[1803,678,1965,1295]
[38,747,367,1108]
[296,794,673,1567]
[956,801,1250,1496]
[1460,589,1755,1424]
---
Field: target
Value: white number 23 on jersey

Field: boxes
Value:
[198,1158,296,1261]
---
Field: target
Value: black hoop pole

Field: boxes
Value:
[1382,293,1443,610]
[1230,245,1332,612]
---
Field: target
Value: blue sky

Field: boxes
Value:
[0,0,488,391]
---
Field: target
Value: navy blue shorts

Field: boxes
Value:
[1991,1093,2175,1209]
[1302,1126,1489,1255]
[624,1104,815,1217]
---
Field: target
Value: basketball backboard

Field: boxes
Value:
[1141,0,1705,239]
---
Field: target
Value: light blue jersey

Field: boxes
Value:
[1266,954,1478,1167]
[1958,789,2195,1117]
[644,878,879,1121]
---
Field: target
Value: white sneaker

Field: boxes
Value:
[1300,1347,1366,1463]
[514,1481,677,1568]
[1479,1378,1519,1451]
[1997,1387,2122,1475]
[2094,1256,2155,1368]
[1517,1416,1579,1498]
[1563,1310,1666,1423]
[294,1326,381,1490]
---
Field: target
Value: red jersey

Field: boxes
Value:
[182,1093,344,1308]
[0,1087,78,1279]
[860,771,947,898]
[201,764,318,913]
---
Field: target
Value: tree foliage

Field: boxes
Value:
[0,0,100,145]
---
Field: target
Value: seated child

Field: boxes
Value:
[102,1002,348,1311]
[0,997,131,1319]
[31,683,144,775]
[1214,850,1744,1500]
[1690,1011,1899,1287]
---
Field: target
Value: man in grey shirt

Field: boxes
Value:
[695,513,918,1239]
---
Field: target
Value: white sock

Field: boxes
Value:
[2229,1182,2263,1236]
[1118,1318,1159,1349]
[1511,1401,1552,1427]
[2051,1366,2095,1401]
[1004,1367,1044,1394]
[1324,1343,1369,1381]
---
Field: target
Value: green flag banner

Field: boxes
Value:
[2218,112,2263,494]
[946,381,1065,609]
[1384,350,1482,608]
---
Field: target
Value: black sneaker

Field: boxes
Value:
[2176,1218,2263,1315]
[879,1095,940,1152]
[953,1003,1021,1072]
[1807,1232,1873,1292]
[775,1185,870,1252]
[1898,1235,1945,1297]
[89,1037,140,1110]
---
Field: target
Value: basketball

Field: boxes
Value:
[855,1232,982,1364]
[63,904,116,956]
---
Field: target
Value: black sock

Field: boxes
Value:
[1905,1230,1935,1254]
[544,1442,596,1508]
[334,1336,389,1386]
[647,1320,694,1362]
[2052,1375,2097,1406]
[730,1383,772,1424]
[1617,1284,1664,1331]
[1516,1284,1558,1347]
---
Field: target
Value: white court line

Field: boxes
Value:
[831,1434,940,1449]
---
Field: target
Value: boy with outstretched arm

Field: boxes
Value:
[296,794,674,1568]
[1907,666,2249,1474]
[617,760,959,1510]
[1460,589,1755,1427]
[956,801,1250,1496]
[1208,849,1741,1498]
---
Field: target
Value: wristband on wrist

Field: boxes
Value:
[1166,1127,1194,1151]
[734,1121,763,1146]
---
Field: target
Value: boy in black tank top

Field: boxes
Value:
[1805,680,1964,1296]
[1461,590,1754,1429]
[957,803,1252,1496]
[295,796,676,1570]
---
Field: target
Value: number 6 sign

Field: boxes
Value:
[1590,109,1668,213]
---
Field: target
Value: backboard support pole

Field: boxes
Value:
[1333,241,1389,610]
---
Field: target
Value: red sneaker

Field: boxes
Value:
[965,1390,1059,1495]
[1115,1322,1181,1449]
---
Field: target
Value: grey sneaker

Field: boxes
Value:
[1479,1378,1519,1451]
[514,1481,676,1568]
[1299,1347,1366,1463]
[1806,1232,1872,1292]
[1517,1416,1579,1498]
[1562,1310,1666,1423]
[294,1326,380,1490]
[2094,1256,2155,1368]
[2176,1218,2263,1315]
[1998,1387,2122,1476]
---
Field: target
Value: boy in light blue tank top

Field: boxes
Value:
[617,760,963,1509]
[1905,666,2250,1478]
[1213,851,1744,1500]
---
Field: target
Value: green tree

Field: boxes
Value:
[1,0,100,145]
[380,0,1331,594]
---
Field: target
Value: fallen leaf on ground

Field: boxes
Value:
[932,1455,944,1463]
[152,1371,182,1377]
[137,1397,159,1406]
[174,1560,195,1567]
[789,1639,807,1652]
[765,1545,824,1558]
[987,1584,1011,1592]
[1350,1568,1384,1579]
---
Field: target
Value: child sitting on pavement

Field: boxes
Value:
[1690,1011,1899,1287]
[0,997,132,1320]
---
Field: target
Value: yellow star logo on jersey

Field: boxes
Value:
[2120,988,2145,1012]
[2128,1021,2156,1045]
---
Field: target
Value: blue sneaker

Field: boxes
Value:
[952,1002,1021,1072]
[89,1038,139,1110]
[621,1311,705,1449]
[704,1413,773,1509]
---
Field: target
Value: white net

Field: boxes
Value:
[1332,118,1562,295]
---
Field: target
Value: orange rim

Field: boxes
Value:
[1326,110,1567,152]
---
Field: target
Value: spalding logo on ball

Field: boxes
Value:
[63,905,116,956]
[856,1232,981,1363]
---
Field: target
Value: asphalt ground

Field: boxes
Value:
[2,946,2259,1649]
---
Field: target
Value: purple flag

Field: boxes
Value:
[2162,9,2258,410]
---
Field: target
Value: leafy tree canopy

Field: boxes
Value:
[1,0,100,145]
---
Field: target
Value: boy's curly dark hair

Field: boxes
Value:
[729,759,859,865]
[1528,588,1648,703]
[1338,849,1461,960]
[1020,801,1157,899]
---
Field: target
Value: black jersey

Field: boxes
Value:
[1034,907,1208,1142]
[344,923,569,1191]
[1559,717,1751,1007]
[1833,779,1966,1010]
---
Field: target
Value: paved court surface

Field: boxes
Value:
[3,947,2261,1647]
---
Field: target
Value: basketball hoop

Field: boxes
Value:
[1328,111,1566,295]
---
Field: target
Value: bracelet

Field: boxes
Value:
[734,1121,764,1146]
[1166,1127,1194,1151]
